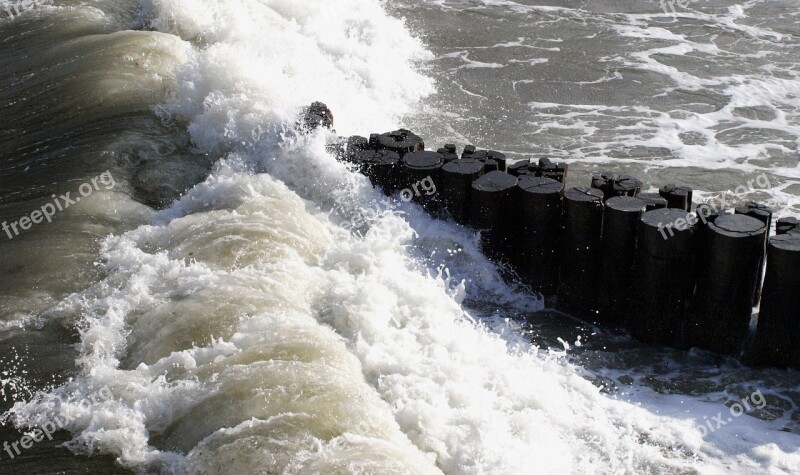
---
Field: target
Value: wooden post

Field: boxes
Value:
[591,172,642,200]
[508,159,532,177]
[401,151,444,210]
[752,234,800,368]
[506,158,567,182]
[487,151,507,172]
[659,184,693,211]
[353,149,401,194]
[558,187,605,317]
[440,159,484,224]
[735,202,772,305]
[776,217,800,235]
[516,176,564,294]
[538,158,568,183]
[695,203,723,225]
[344,136,368,161]
[437,144,459,163]
[462,145,477,158]
[377,129,424,157]
[601,196,648,325]
[629,209,696,346]
[637,192,668,211]
[469,171,518,261]
[687,214,767,355]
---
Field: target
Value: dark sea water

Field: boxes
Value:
[1,0,799,473]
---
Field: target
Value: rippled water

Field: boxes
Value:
[1,0,799,473]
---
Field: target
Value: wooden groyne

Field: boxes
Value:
[332,128,800,369]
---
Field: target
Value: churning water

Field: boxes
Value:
[1,0,799,473]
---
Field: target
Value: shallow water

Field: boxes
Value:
[1,0,799,473]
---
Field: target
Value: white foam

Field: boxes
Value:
[7,0,800,473]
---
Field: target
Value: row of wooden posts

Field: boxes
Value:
[333,129,800,369]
